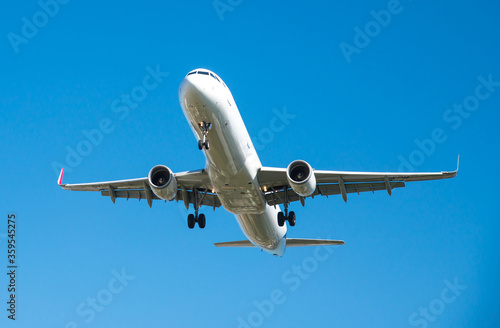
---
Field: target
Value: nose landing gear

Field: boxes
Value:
[198,121,211,150]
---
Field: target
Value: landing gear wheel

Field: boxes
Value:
[198,214,207,229]
[288,211,296,227]
[198,213,206,229]
[198,121,211,151]
[277,212,285,227]
[187,214,195,229]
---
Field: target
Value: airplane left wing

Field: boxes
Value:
[257,159,458,205]
[57,168,221,209]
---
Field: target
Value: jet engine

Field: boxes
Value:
[286,160,316,197]
[148,165,178,201]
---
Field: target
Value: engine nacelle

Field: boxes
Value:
[148,165,178,201]
[286,160,316,197]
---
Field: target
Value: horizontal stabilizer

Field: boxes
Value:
[214,240,255,247]
[214,238,345,248]
[286,238,345,247]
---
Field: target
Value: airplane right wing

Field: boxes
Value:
[58,168,221,209]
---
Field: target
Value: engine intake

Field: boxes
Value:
[286,160,316,197]
[148,165,178,201]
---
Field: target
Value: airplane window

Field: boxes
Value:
[210,73,220,82]
[198,71,209,75]
[187,71,197,76]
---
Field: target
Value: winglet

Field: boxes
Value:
[57,168,64,186]
[456,155,460,172]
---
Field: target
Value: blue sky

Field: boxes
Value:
[1,0,499,327]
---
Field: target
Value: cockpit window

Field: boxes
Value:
[210,73,220,82]
[186,70,226,88]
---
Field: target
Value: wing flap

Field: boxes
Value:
[317,181,405,197]
[101,189,161,201]
[100,188,221,207]
[264,181,405,206]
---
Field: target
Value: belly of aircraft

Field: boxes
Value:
[216,187,265,214]
[181,79,267,214]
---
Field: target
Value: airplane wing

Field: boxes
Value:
[57,168,221,209]
[257,159,458,205]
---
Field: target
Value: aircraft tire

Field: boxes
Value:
[277,212,285,227]
[198,214,206,229]
[188,214,196,229]
[288,211,296,226]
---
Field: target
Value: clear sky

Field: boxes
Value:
[1,0,499,327]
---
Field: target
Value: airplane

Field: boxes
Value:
[58,68,458,256]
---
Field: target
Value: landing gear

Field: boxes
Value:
[277,187,297,227]
[198,214,206,229]
[288,211,296,226]
[187,213,206,229]
[187,188,207,229]
[188,214,196,229]
[198,121,211,150]
[277,211,296,227]
[277,212,285,227]
[198,140,209,150]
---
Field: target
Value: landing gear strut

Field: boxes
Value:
[198,121,211,150]
[187,188,207,229]
[277,187,296,227]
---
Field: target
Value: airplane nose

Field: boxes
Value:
[179,73,216,106]
[179,75,194,103]
[180,74,201,101]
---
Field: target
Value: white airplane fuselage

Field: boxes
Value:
[179,69,287,256]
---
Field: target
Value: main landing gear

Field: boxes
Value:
[187,213,206,229]
[198,121,211,150]
[277,187,296,227]
[277,210,296,227]
[187,188,207,229]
